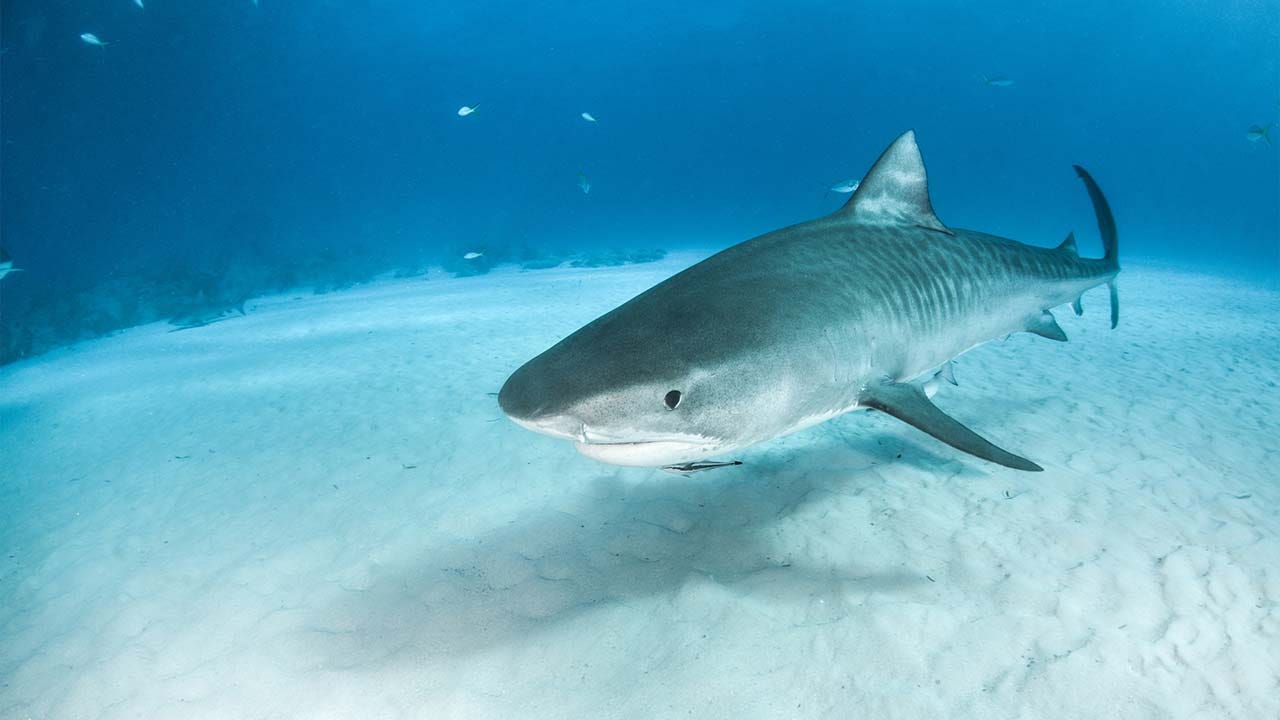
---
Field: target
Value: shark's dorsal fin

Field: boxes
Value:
[859,378,1041,471]
[840,130,953,235]
[1057,231,1078,256]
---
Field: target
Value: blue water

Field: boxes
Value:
[1,0,1276,363]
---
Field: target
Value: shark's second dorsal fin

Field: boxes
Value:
[840,130,953,235]
[1057,231,1078,256]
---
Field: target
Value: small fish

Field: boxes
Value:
[982,74,1014,87]
[581,112,598,123]
[134,0,144,8]
[457,105,478,117]
[577,171,591,195]
[822,179,858,201]
[1246,123,1272,146]
[463,252,483,260]
[0,248,20,281]
[80,33,107,47]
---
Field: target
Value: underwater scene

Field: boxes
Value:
[1,1,1278,718]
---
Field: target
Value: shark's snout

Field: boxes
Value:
[498,363,580,439]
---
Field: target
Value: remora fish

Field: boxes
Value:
[499,131,1120,473]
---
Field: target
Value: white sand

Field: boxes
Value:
[1,254,1277,719]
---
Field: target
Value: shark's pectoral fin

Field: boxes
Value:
[1026,310,1068,342]
[859,380,1043,471]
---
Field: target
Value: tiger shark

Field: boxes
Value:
[499,131,1119,473]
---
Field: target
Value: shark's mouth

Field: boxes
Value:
[573,438,721,467]
[505,413,727,467]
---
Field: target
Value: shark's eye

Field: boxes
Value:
[664,390,682,410]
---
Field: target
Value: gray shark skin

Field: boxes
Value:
[499,131,1120,473]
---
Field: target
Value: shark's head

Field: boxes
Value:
[498,294,787,467]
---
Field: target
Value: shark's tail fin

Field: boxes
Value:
[1072,165,1119,328]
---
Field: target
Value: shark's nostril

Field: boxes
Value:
[497,375,531,419]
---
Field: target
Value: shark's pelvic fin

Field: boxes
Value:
[1072,296,1084,316]
[921,361,958,399]
[1057,231,1078,256]
[1026,310,1068,342]
[939,360,957,386]
[860,379,1042,471]
[841,130,953,235]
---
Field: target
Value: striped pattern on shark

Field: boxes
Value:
[499,131,1119,473]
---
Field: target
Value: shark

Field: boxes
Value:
[498,131,1119,473]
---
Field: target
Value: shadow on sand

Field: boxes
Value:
[306,428,989,667]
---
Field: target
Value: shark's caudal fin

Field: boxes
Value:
[1073,165,1119,329]
[840,130,953,235]
[860,379,1042,471]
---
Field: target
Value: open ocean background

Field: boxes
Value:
[4,4,1280,719]
[1,0,1277,363]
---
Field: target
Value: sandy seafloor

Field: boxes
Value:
[1,252,1278,720]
